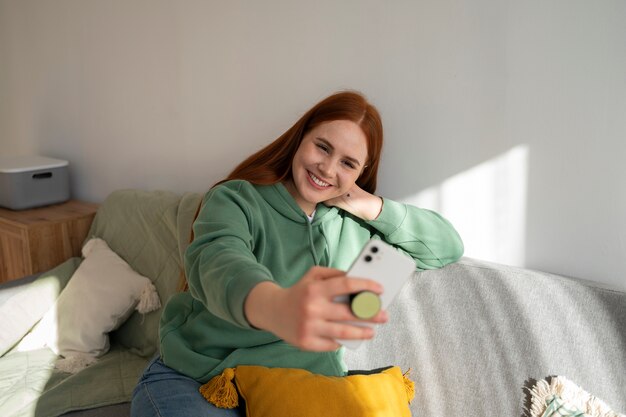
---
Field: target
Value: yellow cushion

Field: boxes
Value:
[200,365,414,417]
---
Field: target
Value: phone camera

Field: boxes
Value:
[370,246,379,253]
[364,255,373,262]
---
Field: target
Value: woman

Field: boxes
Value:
[131,91,464,417]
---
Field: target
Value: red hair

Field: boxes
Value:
[220,90,383,193]
[180,91,383,291]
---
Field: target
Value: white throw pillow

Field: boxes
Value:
[18,238,160,373]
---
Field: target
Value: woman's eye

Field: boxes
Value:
[316,143,329,153]
[342,160,356,169]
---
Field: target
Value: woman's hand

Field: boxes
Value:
[244,266,388,352]
[323,184,383,221]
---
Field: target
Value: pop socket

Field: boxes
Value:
[349,291,381,320]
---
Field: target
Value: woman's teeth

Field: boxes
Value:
[309,172,330,187]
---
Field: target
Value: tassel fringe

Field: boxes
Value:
[526,376,624,417]
[136,282,161,314]
[403,368,416,404]
[199,368,239,409]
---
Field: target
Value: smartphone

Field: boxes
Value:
[336,238,416,349]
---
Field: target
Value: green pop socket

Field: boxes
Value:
[349,291,381,320]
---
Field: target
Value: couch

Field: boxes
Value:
[0,189,624,417]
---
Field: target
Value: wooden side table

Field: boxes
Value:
[0,200,99,283]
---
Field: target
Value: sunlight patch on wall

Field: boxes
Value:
[402,145,529,266]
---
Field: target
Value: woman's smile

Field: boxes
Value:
[307,171,332,189]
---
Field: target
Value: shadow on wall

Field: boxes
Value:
[400,145,529,267]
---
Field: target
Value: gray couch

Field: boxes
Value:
[1,189,624,417]
[346,257,626,416]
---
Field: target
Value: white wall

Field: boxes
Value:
[1,0,625,290]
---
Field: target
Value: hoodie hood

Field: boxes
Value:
[255,182,339,225]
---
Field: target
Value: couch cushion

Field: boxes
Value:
[201,365,413,416]
[0,344,145,417]
[86,189,202,357]
[20,238,161,370]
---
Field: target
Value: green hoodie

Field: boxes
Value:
[160,180,463,382]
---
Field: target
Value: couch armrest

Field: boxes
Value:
[343,257,626,417]
[0,274,40,306]
[0,258,81,357]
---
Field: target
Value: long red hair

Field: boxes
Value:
[179,91,383,291]
[220,90,383,193]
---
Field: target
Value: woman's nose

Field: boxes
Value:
[318,159,335,177]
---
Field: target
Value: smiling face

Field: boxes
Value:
[285,119,369,215]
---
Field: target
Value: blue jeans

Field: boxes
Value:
[131,356,244,417]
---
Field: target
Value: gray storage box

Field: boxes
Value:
[0,156,70,210]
